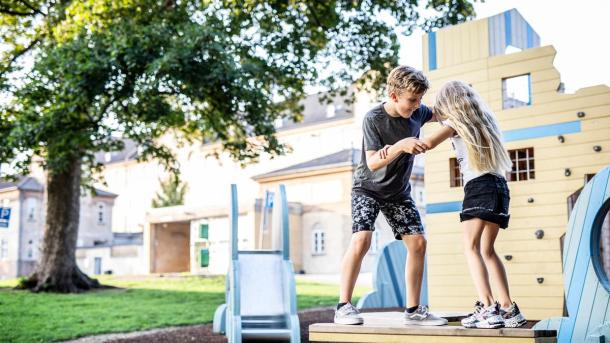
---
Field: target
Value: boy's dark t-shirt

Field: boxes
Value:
[353,103,433,202]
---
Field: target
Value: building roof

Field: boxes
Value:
[0,176,117,198]
[0,176,44,193]
[253,149,426,181]
[276,89,354,131]
[94,138,140,165]
[252,149,361,180]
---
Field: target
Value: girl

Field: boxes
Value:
[422,81,526,328]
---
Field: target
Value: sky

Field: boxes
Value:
[398,0,610,93]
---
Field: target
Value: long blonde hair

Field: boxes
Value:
[434,81,512,174]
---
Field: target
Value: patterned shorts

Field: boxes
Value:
[352,192,425,240]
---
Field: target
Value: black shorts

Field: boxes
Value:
[351,192,424,240]
[460,173,510,229]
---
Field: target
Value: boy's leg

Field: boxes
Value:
[335,193,379,325]
[339,230,373,303]
[401,234,426,308]
[381,198,447,325]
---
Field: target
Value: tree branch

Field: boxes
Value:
[1,37,41,76]
[0,6,36,16]
[16,0,46,16]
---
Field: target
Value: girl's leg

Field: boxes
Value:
[480,222,512,308]
[463,218,494,306]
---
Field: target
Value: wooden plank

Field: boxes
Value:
[309,332,542,343]
[427,250,562,265]
[424,125,610,165]
[428,227,565,244]
[427,273,564,286]
[309,313,555,338]
[427,262,562,276]
[428,240,560,255]
[571,262,601,342]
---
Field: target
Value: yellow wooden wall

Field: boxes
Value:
[421,25,610,319]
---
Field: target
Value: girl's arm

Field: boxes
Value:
[421,125,455,150]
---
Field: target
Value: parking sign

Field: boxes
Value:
[0,207,11,228]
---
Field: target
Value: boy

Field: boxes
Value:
[334,66,447,326]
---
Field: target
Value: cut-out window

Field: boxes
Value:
[502,74,531,109]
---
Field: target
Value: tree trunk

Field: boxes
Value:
[18,157,101,292]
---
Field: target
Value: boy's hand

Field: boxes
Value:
[379,145,391,159]
[399,138,428,155]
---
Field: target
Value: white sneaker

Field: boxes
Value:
[461,302,504,329]
[404,305,448,326]
[334,303,364,325]
[501,302,526,328]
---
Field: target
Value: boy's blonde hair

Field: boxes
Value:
[387,66,429,96]
[434,80,512,174]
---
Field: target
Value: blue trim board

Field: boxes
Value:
[428,31,437,71]
[504,11,512,47]
[526,24,534,48]
[427,201,462,213]
[503,121,581,142]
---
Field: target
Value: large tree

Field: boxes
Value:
[0,0,476,292]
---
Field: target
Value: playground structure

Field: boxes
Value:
[212,184,300,342]
[533,165,610,342]
[310,165,610,342]
[356,240,428,310]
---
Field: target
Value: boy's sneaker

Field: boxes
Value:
[334,303,364,325]
[461,302,505,329]
[501,302,526,328]
[404,305,448,326]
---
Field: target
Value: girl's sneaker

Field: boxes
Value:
[461,302,505,329]
[501,302,527,328]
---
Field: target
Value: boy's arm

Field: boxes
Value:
[421,125,455,149]
[367,137,427,171]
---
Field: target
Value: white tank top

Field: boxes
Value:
[442,121,506,185]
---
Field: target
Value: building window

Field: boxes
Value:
[502,74,531,109]
[507,148,535,182]
[96,203,106,225]
[26,198,37,222]
[312,226,326,255]
[449,158,464,188]
[0,240,8,260]
[326,104,336,118]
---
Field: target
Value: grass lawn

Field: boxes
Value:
[0,275,369,343]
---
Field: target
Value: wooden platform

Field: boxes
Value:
[309,312,557,343]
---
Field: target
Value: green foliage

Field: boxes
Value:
[151,173,188,208]
[0,275,369,342]
[0,0,476,177]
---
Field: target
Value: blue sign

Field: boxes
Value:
[0,207,11,228]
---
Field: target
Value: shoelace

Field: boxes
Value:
[340,304,358,315]
[418,305,430,317]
